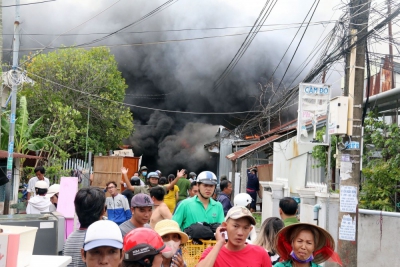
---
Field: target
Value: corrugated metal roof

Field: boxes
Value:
[226,135,281,161]
[260,119,297,137]
[232,140,258,146]
[226,114,328,162]
[0,150,42,159]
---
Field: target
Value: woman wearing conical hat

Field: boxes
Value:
[274,223,342,267]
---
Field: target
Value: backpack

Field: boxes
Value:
[183,222,221,241]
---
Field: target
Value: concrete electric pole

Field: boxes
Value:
[4,0,20,215]
[337,0,370,266]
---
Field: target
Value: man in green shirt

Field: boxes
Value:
[173,171,224,230]
[279,197,299,226]
[176,169,191,202]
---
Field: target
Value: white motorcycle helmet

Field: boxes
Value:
[196,171,217,185]
[234,193,253,208]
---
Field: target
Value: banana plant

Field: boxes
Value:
[0,96,55,158]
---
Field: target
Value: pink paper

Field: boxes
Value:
[6,234,19,267]
[65,219,75,240]
[57,177,78,218]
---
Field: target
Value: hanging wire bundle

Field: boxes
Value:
[233,0,400,140]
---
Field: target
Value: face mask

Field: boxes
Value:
[142,172,147,176]
[150,182,158,187]
[164,240,180,256]
[290,250,314,263]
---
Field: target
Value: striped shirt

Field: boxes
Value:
[63,229,86,267]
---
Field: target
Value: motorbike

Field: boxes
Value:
[18,183,28,202]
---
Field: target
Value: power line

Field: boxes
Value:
[286,33,332,88]
[368,51,400,59]
[3,20,337,36]
[23,69,258,115]
[285,5,339,89]
[233,0,400,137]
[74,0,180,48]
[274,0,321,97]
[125,96,166,100]
[268,2,400,127]
[5,24,334,52]
[213,0,278,90]
[213,0,277,90]
[19,0,123,67]
[267,0,322,85]
[125,90,179,98]
[258,0,321,115]
[1,0,56,7]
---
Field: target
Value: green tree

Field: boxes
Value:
[20,47,134,158]
[311,127,337,169]
[360,110,400,211]
[1,96,58,182]
[44,101,81,161]
[1,96,50,153]
[311,127,338,191]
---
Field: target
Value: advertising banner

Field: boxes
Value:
[297,83,330,145]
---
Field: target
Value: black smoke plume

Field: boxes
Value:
[2,1,340,174]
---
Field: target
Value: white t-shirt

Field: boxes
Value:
[27,177,50,197]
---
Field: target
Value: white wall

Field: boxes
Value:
[358,212,400,266]
[229,172,241,199]
[273,137,317,193]
[261,191,273,219]
[240,159,247,193]
[301,204,317,225]
[260,182,284,223]
[218,139,233,178]
[395,72,400,88]
[316,193,339,250]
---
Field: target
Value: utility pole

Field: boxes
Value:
[387,0,396,125]
[387,0,394,90]
[386,1,400,212]
[338,0,370,266]
[4,0,20,215]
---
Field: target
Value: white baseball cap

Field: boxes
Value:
[83,220,123,251]
[35,180,49,189]
[46,184,60,198]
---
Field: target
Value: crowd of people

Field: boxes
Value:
[24,165,341,267]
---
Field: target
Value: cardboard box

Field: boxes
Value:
[0,234,8,267]
[0,225,37,267]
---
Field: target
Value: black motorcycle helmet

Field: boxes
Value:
[130,176,141,186]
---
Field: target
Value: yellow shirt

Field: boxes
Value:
[164,184,179,214]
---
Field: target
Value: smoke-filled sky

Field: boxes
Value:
[2,0,344,174]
